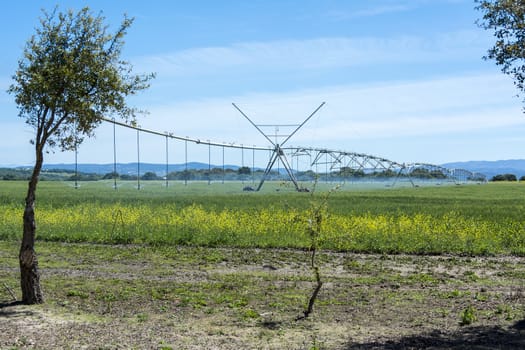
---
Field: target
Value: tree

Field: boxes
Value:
[103,171,119,180]
[476,1,525,103]
[141,171,159,180]
[238,166,251,175]
[491,173,517,181]
[8,7,154,304]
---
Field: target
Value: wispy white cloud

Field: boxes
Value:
[326,4,412,20]
[135,30,489,78]
[138,72,523,146]
[325,0,469,21]
[310,108,523,142]
[20,72,524,165]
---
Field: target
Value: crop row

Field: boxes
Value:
[1,202,524,255]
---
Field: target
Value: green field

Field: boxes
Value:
[1,180,524,255]
[2,180,525,349]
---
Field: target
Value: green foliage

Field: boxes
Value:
[477,0,525,103]
[410,167,446,179]
[141,171,159,180]
[241,308,260,320]
[136,313,149,323]
[495,304,515,320]
[460,305,477,325]
[66,289,89,299]
[8,6,154,152]
[491,173,517,182]
[237,166,251,175]
[8,6,154,303]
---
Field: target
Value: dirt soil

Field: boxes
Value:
[1,243,525,349]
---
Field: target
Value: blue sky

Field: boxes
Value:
[1,0,524,167]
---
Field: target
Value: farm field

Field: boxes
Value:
[1,180,525,349]
[1,180,525,255]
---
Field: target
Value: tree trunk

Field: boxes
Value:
[19,146,44,304]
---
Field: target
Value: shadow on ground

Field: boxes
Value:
[346,320,525,350]
[0,301,34,319]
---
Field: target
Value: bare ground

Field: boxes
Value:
[1,242,525,349]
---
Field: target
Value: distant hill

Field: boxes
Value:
[441,159,525,179]
[38,162,241,175]
[8,159,525,179]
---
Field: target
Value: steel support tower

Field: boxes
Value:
[232,102,325,191]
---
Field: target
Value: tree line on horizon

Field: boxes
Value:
[0,166,488,182]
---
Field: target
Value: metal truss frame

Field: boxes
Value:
[99,116,487,189]
[232,102,325,191]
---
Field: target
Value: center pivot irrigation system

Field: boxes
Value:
[232,102,326,192]
[92,103,486,191]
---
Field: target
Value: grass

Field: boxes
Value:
[2,240,525,349]
[2,180,525,348]
[1,180,525,254]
